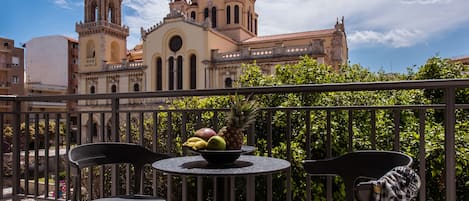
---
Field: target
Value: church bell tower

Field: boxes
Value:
[76,0,129,72]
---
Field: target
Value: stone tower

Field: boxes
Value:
[76,0,129,73]
[169,0,258,42]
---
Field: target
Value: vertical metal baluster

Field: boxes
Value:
[24,114,30,196]
[305,110,312,201]
[229,177,235,201]
[197,176,203,201]
[100,112,105,142]
[286,110,292,201]
[444,87,456,201]
[182,176,187,201]
[393,110,401,151]
[167,112,173,153]
[213,110,219,131]
[370,110,376,149]
[33,113,39,198]
[167,174,172,201]
[54,114,60,200]
[12,100,21,201]
[86,113,93,199]
[65,113,71,201]
[139,112,144,146]
[152,111,159,197]
[181,111,188,201]
[126,112,131,195]
[267,110,273,201]
[326,110,332,201]
[418,109,426,201]
[44,113,50,198]
[111,99,120,197]
[99,112,105,198]
[76,113,82,200]
[348,110,353,152]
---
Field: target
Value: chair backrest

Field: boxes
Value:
[303,150,412,201]
[68,142,169,196]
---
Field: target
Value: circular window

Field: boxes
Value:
[169,35,183,52]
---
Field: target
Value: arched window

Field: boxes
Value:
[110,41,119,63]
[234,5,240,24]
[89,0,98,22]
[190,54,197,89]
[191,11,196,20]
[255,19,258,34]
[156,57,162,90]
[248,11,251,31]
[226,5,231,24]
[168,57,174,90]
[90,86,96,94]
[111,84,117,93]
[177,56,183,90]
[204,8,209,20]
[107,4,114,23]
[211,7,217,28]
[225,77,233,88]
[86,40,95,59]
[133,83,140,92]
[251,14,254,32]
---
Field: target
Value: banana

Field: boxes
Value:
[192,140,208,150]
[183,137,208,150]
[187,137,204,143]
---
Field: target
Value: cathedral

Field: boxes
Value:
[75,0,348,139]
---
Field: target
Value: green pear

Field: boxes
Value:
[206,136,226,150]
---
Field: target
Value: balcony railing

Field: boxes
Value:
[1,79,467,201]
[213,41,325,63]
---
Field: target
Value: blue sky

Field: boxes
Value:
[1,0,468,73]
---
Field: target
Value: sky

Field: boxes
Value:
[1,0,469,73]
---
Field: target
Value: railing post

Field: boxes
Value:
[111,97,120,142]
[444,87,456,201]
[111,97,120,197]
[12,99,21,201]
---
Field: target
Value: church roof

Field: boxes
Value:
[242,29,336,44]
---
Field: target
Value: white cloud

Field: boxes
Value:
[53,0,70,9]
[348,29,423,48]
[401,0,451,4]
[122,0,169,48]
[52,0,82,9]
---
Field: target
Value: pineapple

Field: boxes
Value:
[218,95,259,150]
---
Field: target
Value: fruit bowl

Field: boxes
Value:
[188,145,256,165]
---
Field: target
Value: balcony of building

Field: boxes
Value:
[0,79,467,201]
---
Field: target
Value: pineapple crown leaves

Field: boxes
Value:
[226,94,260,130]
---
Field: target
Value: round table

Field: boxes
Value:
[152,155,291,201]
[153,155,290,176]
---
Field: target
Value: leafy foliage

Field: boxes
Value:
[169,56,468,200]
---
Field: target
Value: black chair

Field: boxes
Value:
[68,142,169,201]
[302,150,412,201]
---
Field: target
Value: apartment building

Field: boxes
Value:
[0,37,25,124]
[25,35,79,115]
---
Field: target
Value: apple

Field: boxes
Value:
[206,136,226,150]
[194,127,217,141]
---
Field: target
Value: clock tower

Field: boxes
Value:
[76,0,129,73]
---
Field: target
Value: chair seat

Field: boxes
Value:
[94,194,165,201]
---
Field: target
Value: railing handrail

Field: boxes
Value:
[1,78,469,102]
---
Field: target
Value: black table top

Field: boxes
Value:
[152,155,290,177]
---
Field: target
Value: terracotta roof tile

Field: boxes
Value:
[243,29,336,43]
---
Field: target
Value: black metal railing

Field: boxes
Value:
[1,79,468,201]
